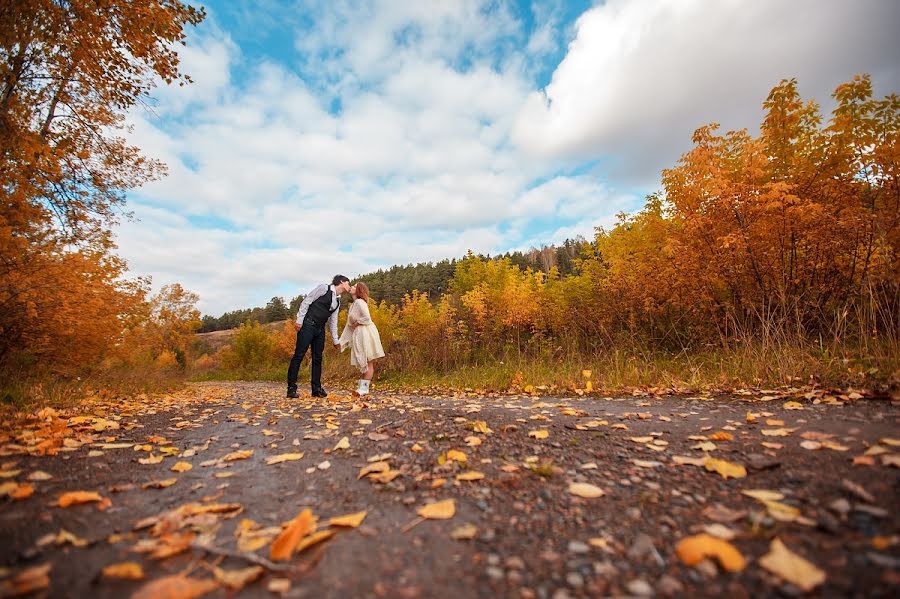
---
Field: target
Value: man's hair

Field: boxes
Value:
[332,275,350,286]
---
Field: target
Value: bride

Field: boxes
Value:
[338,282,385,396]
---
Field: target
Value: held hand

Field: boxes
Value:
[334,343,340,350]
[294,322,302,331]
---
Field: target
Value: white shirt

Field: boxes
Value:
[295,284,340,344]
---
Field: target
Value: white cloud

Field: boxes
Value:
[512,0,900,186]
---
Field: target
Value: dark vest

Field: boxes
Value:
[304,286,338,326]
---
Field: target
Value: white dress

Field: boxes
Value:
[338,299,385,373]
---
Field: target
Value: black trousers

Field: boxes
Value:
[287,320,325,391]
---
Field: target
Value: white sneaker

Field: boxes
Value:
[354,379,369,396]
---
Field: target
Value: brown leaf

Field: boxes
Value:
[417,499,455,519]
[57,490,103,507]
[130,574,218,599]
[212,566,264,590]
[0,563,51,597]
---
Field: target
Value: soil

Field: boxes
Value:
[0,381,898,598]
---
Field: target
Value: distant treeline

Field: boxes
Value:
[198,238,589,332]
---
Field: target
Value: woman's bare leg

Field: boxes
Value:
[363,361,374,381]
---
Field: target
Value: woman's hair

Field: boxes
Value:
[354,282,370,302]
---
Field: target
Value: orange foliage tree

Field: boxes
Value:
[0,1,205,381]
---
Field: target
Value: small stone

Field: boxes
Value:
[551,589,572,599]
[486,566,504,581]
[506,556,526,570]
[828,498,851,517]
[626,579,653,596]
[487,554,501,566]
[567,540,590,554]
[625,507,641,520]
[593,560,617,577]
[565,572,584,588]
[657,574,684,597]
[627,533,664,566]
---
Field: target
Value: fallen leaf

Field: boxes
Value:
[142,478,177,489]
[270,509,315,561]
[329,511,367,527]
[676,533,745,572]
[709,431,734,441]
[464,436,482,447]
[450,523,478,540]
[741,489,784,501]
[702,523,737,540]
[131,574,218,599]
[267,578,291,594]
[418,499,455,519]
[692,441,717,452]
[101,562,144,580]
[266,453,304,465]
[10,483,33,500]
[213,566,264,590]
[472,421,492,434]
[358,461,389,479]
[704,458,747,479]
[568,482,605,498]
[762,428,792,437]
[528,430,549,440]
[456,471,485,482]
[57,491,103,507]
[138,454,164,465]
[295,529,334,552]
[672,455,707,467]
[317,460,331,470]
[758,538,825,592]
[223,450,253,461]
[171,462,193,473]
[446,449,467,462]
[27,471,53,481]
[333,436,350,451]
[0,563,51,597]
[629,436,654,443]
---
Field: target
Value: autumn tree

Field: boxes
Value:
[0,1,204,379]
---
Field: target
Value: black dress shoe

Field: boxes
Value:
[286,388,299,398]
[311,387,328,398]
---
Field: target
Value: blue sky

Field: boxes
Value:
[116,0,900,315]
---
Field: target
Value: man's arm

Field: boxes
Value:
[295,284,327,327]
[327,308,339,345]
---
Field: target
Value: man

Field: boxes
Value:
[287,275,351,398]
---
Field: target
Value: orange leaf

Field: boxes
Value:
[676,533,746,572]
[269,509,315,561]
[131,574,218,599]
[57,491,103,507]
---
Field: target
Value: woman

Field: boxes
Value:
[338,282,385,396]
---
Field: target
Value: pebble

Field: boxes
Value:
[565,572,584,588]
[551,589,572,599]
[626,579,653,596]
[567,540,589,554]
[628,533,663,567]
[657,574,684,596]
[593,560,617,577]
[486,566,505,581]
[487,554,501,566]
[626,507,641,520]
[506,556,526,570]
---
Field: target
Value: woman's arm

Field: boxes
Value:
[353,301,374,325]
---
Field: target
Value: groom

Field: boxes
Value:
[287,275,351,398]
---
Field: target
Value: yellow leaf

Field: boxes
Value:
[224,450,253,461]
[450,523,478,540]
[266,453,304,465]
[741,489,784,501]
[758,538,825,592]
[528,430,549,440]
[410,443,425,452]
[672,455,707,467]
[270,509,315,561]
[709,431,733,441]
[329,511,367,528]
[582,370,591,378]
[369,469,401,484]
[692,441,717,452]
[101,562,144,580]
[585,381,593,392]
[333,436,350,451]
[746,412,757,423]
[170,462,192,473]
[456,471,485,482]
[446,449,467,462]
[295,529,334,553]
[761,428,791,437]
[417,499,455,519]
[880,437,900,447]
[143,478,177,489]
[431,478,447,489]
[472,421,492,434]
[358,461,389,479]
[703,458,746,479]
[138,454,164,465]
[763,499,801,522]
[568,482,605,498]
[464,435,482,447]
[57,491,103,507]
[629,436,654,443]
[676,533,746,572]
